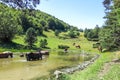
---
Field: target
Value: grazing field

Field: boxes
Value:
[0,31,120,80]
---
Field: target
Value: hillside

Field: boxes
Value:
[0,3,80,51]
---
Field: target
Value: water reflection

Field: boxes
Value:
[0,51,94,80]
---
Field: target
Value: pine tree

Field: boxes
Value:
[25,27,37,49]
[99,0,120,50]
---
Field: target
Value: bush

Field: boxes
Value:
[93,42,100,48]
[57,74,70,80]
[58,45,70,49]
[40,39,48,48]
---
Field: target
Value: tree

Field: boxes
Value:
[68,30,76,38]
[56,21,65,31]
[84,28,91,38]
[0,4,20,42]
[99,0,120,50]
[87,31,94,40]
[99,28,114,50]
[93,25,100,38]
[0,0,40,9]
[75,31,80,36]
[48,18,56,30]
[40,20,47,27]
[84,26,100,41]
[20,13,31,32]
[40,39,48,48]
[25,27,37,49]
[54,30,60,36]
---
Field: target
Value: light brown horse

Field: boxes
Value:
[75,45,81,49]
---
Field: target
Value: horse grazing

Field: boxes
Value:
[75,45,81,49]
[25,52,42,61]
[0,51,13,58]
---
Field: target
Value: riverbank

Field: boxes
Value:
[70,51,120,80]
[54,54,99,79]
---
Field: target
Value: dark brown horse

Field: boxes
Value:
[64,48,68,53]
[25,52,42,61]
[0,52,13,58]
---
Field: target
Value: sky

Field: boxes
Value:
[36,0,105,29]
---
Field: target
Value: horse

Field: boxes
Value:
[0,51,13,58]
[75,45,81,49]
[64,48,68,53]
[25,52,42,61]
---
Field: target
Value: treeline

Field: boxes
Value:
[0,3,79,42]
[84,25,100,41]
[84,0,120,51]
[20,9,71,33]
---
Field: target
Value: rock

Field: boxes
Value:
[54,70,64,79]
[55,54,100,74]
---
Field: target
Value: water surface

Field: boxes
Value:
[0,51,93,80]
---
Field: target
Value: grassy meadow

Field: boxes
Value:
[0,31,120,80]
[0,30,97,52]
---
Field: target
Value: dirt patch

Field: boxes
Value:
[98,52,120,79]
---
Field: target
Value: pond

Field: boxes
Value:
[0,50,94,80]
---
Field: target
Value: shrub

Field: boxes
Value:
[58,45,70,49]
[40,39,48,48]
[57,74,70,80]
[93,42,100,48]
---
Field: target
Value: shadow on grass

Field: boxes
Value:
[0,41,50,51]
[102,47,120,53]
[0,41,25,50]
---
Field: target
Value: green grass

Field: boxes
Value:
[102,64,120,80]
[70,52,114,80]
[0,31,120,80]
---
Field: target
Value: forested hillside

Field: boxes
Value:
[0,3,80,50]
[0,3,78,42]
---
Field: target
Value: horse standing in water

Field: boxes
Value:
[64,48,68,53]
[25,52,42,61]
[0,52,13,58]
